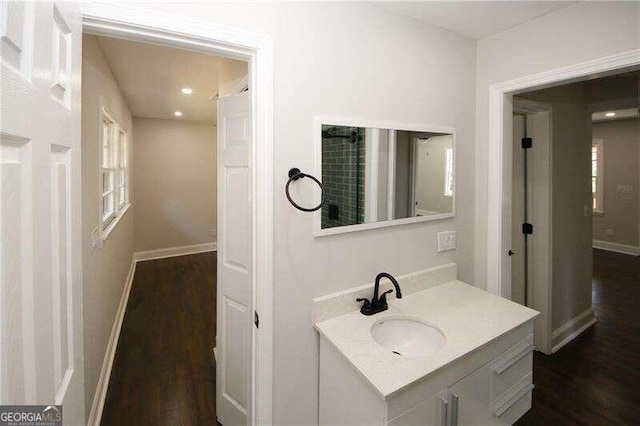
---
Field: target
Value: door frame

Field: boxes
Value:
[511,98,553,354]
[486,50,640,304]
[80,3,274,425]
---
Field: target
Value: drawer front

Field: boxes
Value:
[490,373,533,425]
[388,395,446,426]
[490,334,534,402]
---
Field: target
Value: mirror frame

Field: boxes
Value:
[313,117,456,237]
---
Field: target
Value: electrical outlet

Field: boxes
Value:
[617,185,633,194]
[437,231,457,252]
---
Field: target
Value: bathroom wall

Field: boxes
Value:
[592,118,640,247]
[132,118,217,252]
[81,34,134,419]
[475,1,640,292]
[123,3,477,424]
[394,131,412,218]
[416,135,453,214]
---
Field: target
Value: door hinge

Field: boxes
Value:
[254,311,259,329]
[522,137,532,149]
[522,223,533,235]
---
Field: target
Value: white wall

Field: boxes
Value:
[416,135,453,214]
[127,3,476,424]
[475,1,640,291]
[218,59,248,97]
[132,118,216,252]
[81,34,134,419]
[593,118,640,247]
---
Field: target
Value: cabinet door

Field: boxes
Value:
[389,394,447,426]
[448,365,492,426]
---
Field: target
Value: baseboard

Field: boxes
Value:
[87,255,137,426]
[593,239,640,256]
[134,242,217,262]
[551,307,597,353]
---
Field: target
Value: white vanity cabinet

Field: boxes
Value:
[319,321,535,426]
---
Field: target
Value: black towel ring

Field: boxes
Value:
[285,168,324,212]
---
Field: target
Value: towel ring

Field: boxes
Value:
[285,168,324,212]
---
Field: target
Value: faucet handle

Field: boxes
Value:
[378,289,394,306]
[356,298,370,309]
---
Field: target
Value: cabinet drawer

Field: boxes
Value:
[388,395,447,426]
[490,334,533,402]
[491,373,533,424]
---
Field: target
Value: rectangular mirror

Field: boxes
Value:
[315,121,455,236]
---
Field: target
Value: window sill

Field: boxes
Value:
[593,210,604,216]
[101,203,131,242]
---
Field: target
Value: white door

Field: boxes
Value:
[1,1,84,423]
[217,91,252,426]
[511,107,552,353]
[511,115,527,306]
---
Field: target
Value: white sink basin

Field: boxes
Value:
[371,317,445,357]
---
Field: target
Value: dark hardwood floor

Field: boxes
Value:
[101,252,217,425]
[517,249,640,425]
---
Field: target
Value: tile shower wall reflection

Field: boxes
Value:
[321,126,365,228]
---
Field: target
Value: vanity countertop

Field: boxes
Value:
[314,280,539,400]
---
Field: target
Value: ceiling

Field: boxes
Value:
[592,108,638,123]
[376,1,579,40]
[97,36,244,123]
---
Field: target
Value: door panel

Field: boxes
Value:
[0,2,84,423]
[511,115,526,305]
[217,91,252,426]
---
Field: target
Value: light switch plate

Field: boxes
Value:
[437,231,457,252]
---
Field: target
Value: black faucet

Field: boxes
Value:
[356,272,403,316]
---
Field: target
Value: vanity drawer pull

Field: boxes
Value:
[439,397,448,426]
[493,344,534,375]
[493,382,534,418]
[449,393,459,426]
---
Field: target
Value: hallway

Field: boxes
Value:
[518,249,640,424]
[101,253,217,425]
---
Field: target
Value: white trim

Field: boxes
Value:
[593,239,640,256]
[486,49,640,300]
[134,242,217,262]
[101,203,130,241]
[551,307,597,353]
[87,255,137,426]
[98,100,130,242]
[81,4,274,425]
[313,117,456,237]
[387,130,396,220]
[592,138,604,214]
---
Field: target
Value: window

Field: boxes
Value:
[592,139,604,214]
[100,106,130,237]
[444,147,454,197]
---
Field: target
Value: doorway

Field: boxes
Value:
[81,30,252,425]
[81,4,274,425]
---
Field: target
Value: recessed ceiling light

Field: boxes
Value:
[181,87,192,95]
[174,111,183,117]
[605,112,616,117]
